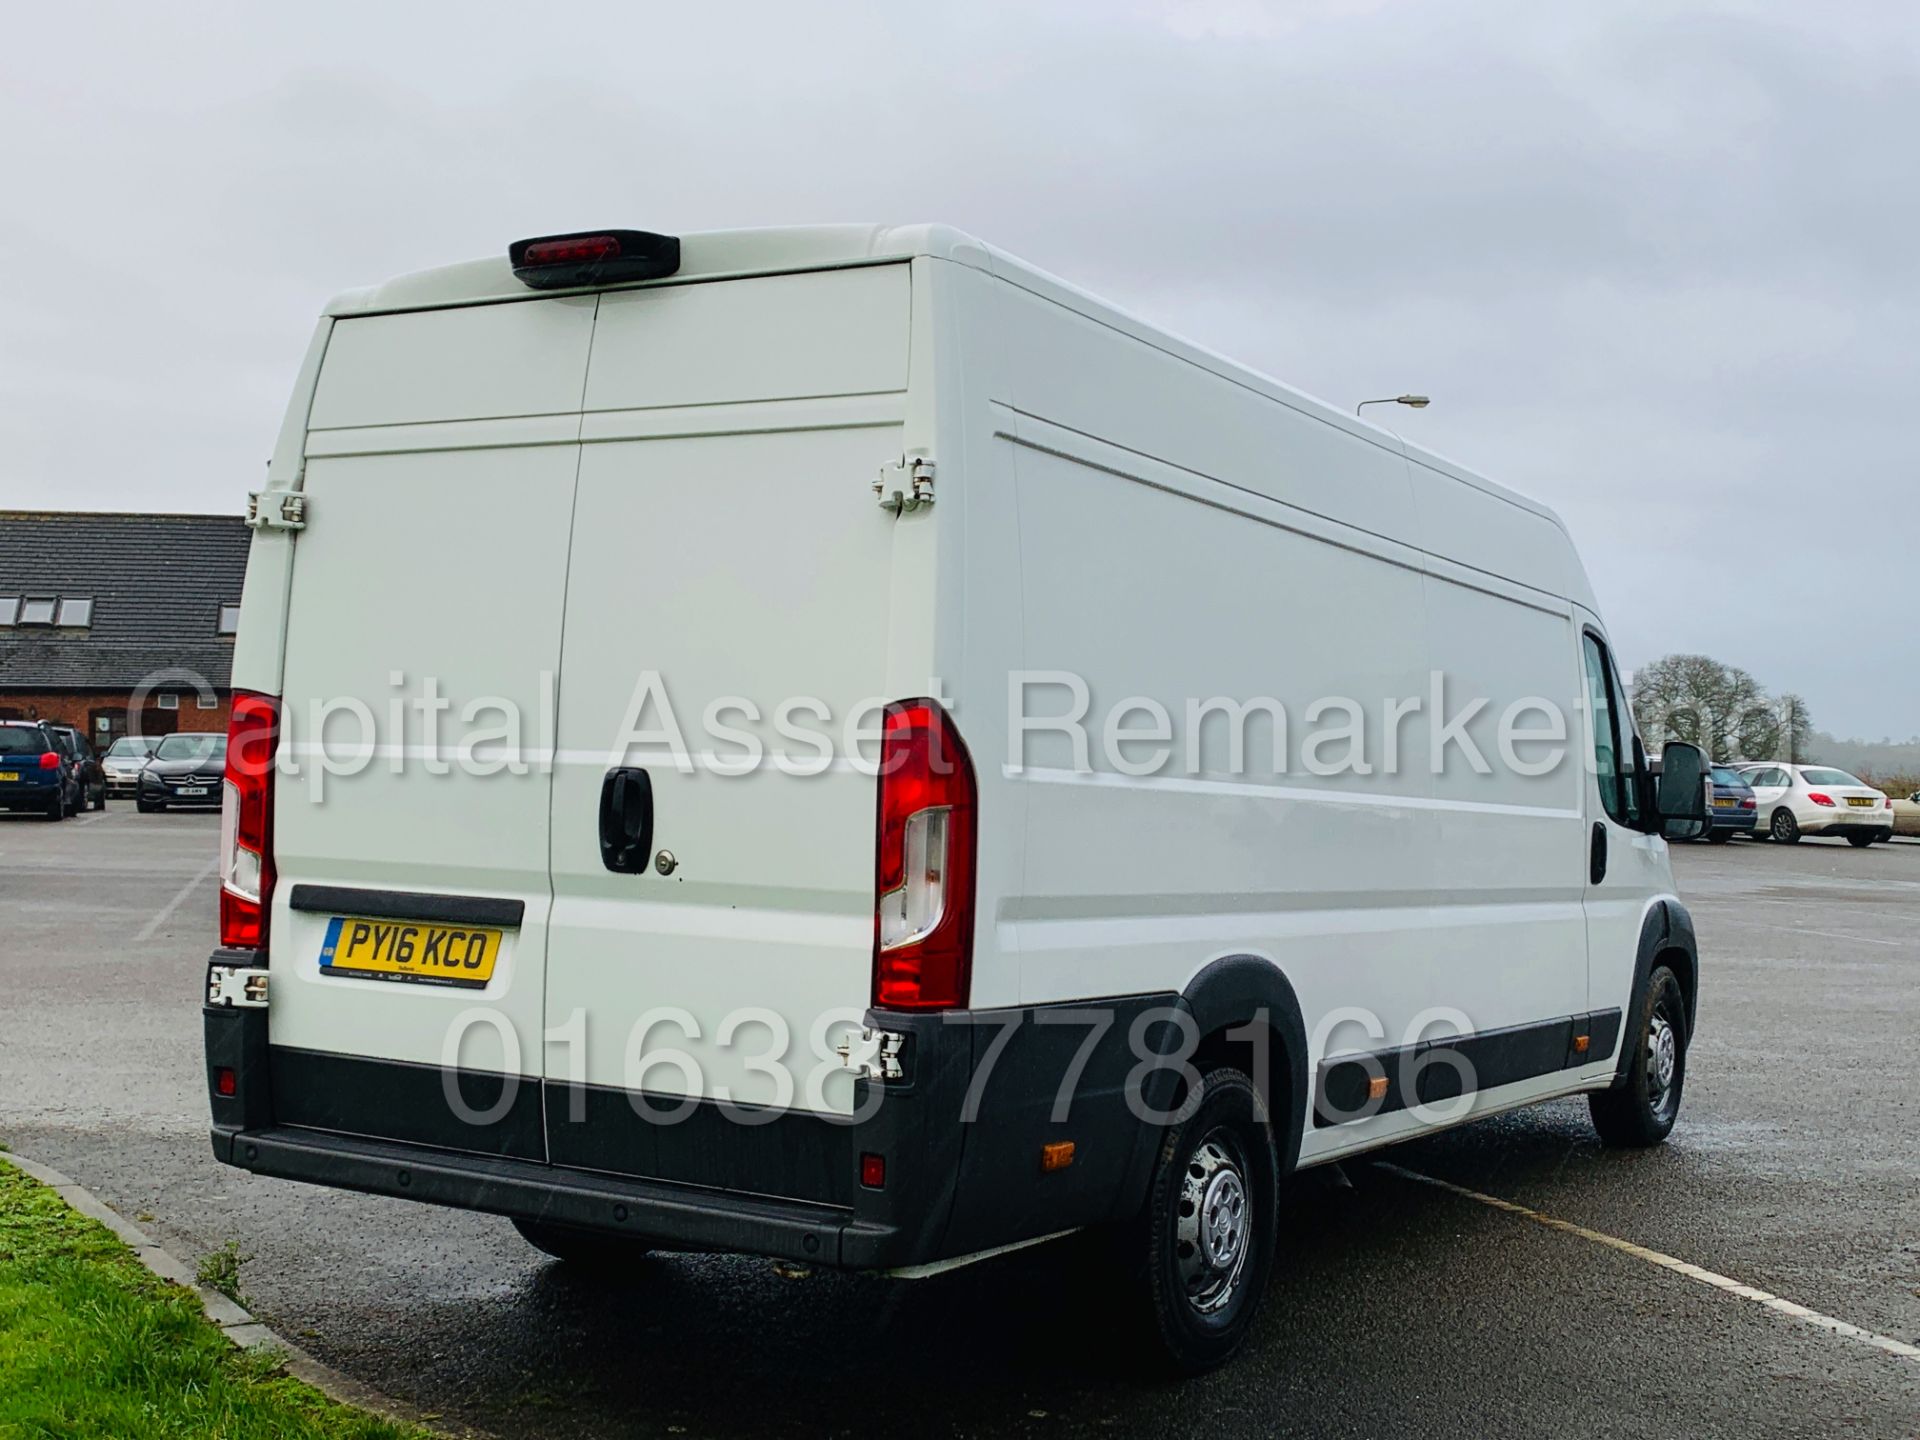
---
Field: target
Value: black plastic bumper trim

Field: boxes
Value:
[287,884,525,928]
[219,1125,879,1267]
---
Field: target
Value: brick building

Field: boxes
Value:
[0,511,250,746]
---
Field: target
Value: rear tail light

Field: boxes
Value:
[1808,792,1835,807]
[1740,798,1756,810]
[37,751,60,769]
[872,700,977,1011]
[219,693,280,951]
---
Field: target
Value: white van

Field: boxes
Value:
[204,224,1711,1371]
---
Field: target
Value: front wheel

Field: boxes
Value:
[1846,832,1875,848]
[1770,809,1800,844]
[1590,964,1688,1148]
[1132,1067,1278,1375]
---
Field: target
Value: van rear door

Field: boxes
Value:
[267,295,596,1161]
[540,266,912,1190]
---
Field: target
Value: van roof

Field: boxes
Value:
[326,223,1582,574]
[324,224,986,318]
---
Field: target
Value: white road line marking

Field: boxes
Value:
[1376,1163,1920,1364]
[135,855,219,943]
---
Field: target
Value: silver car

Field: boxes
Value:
[100,734,160,798]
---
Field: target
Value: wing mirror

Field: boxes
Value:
[1648,741,1712,840]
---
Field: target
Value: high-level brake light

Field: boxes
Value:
[219,693,280,951]
[507,229,680,290]
[872,701,977,1011]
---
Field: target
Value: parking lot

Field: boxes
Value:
[2,807,1915,1438]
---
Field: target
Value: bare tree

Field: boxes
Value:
[1630,654,1768,760]
[1777,693,1814,765]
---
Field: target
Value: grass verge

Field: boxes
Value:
[0,1160,425,1439]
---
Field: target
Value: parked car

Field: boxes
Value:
[0,719,84,819]
[1705,765,1758,842]
[46,725,107,811]
[202,222,1713,1375]
[1736,763,1895,846]
[1892,791,1920,839]
[101,734,161,798]
[136,732,228,812]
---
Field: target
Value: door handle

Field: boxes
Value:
[1589,821,1608,885]
[599,767,654,875]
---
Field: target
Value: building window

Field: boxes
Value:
[157,693,180,711]
[217,603,242,636]
[56,597,93,627]
[197,695,219,710]
[18,597,57,626]
[0,597,18,626]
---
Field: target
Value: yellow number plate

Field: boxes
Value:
[0,772,19,782]
[318,916,502,988]
[1846,797,1878,808]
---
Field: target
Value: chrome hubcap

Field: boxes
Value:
[1176,1135,1250,1314]
[1648,1014,1677,1095]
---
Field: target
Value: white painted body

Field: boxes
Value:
[234,224,1676,1164]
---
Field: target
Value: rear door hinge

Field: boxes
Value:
[874,457,935,516]
[246,490,308,532]
[835,1026,907,1082]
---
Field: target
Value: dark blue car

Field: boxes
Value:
[1706,764,1758,842]
[0,720,84,820]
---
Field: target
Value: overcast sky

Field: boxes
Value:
[2,1,1914,737]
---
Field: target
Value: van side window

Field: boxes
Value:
[1581,633,1632,827]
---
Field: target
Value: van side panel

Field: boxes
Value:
[1418,568,1587,1038]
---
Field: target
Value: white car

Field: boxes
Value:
[1737,764,1895,846]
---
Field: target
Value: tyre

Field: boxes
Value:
[1130,1067,1278,1376]
[136,799,159,814]
[44,793,65,821]
[510,1217,652,1271]
[1590,964,1688,1148]
[1846,832,1874,848]
[92,788,106,811]
[1705,829,1734,844]
[1769,808,1800,844]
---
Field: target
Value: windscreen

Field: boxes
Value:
[154,734,227,764]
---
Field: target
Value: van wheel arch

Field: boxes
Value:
[1613,902,1698,1087]
[1178,955,1308,1177]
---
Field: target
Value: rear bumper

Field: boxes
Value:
[211,1122,883,1265]
[1801,809,1891,835]
[206,961,1185,1272]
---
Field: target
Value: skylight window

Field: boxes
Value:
[218,603,241,636]
[57,597,93,627]
[0,597,18,626]
[18,597,56,626]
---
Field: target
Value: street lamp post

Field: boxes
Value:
[1355,394,1430,417]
